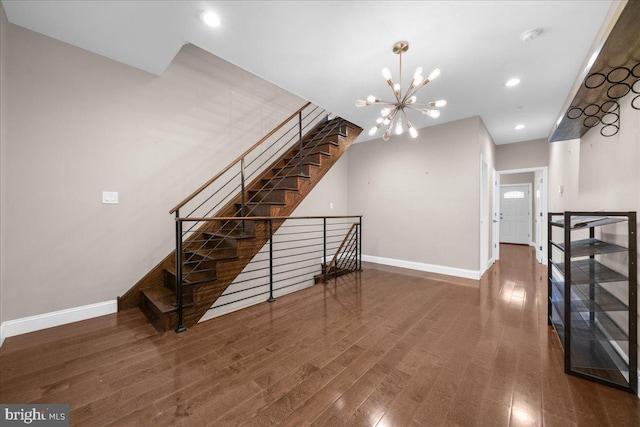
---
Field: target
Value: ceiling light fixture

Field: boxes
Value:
[356,41,446,140]
[505,78,521,87]
[515,124,525,130]
[200,11,221,27]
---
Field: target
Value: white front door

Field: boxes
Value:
[500,184,531,244]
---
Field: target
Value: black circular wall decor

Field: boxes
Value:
[585,72,606,89]
[565,62,640,137]
[606,67,631,83]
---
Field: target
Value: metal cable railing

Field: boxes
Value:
[174,216,362,331]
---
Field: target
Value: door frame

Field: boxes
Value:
[480,157,490,274]
[499,183,533,245]
[495,167,548,265]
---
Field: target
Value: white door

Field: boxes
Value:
[500,184,531,244]
[534,171,543,263]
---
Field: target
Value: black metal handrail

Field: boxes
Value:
[174,215,362,332]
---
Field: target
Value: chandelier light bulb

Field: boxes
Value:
[413,67,423,80]
[408,121,418,139]
[380,107,391,117]
[367,95,378,104]
[395,117,403,135]
[355,99,367,108]
[407,96,417,104]
[427,68,441,81]
[383,118,390,125]
[368,125,379,136]
[393,83,401,95]
[428,99,447,107]
[376,117,383,124]
[382,129,391,141]
[382,67,392,82]
[428,109,441,118]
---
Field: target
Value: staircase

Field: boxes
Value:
[118,104,362,332]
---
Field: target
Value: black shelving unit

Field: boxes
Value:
[548,211,637,394]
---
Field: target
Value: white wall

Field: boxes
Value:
[347,116,495,277]
[496,138,548,171]
[1,18,307,322]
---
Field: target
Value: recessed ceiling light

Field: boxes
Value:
[200,11,221,27]
[506,78,521,87]
[515,124,525,130]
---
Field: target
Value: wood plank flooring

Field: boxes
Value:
[1,244,638,426]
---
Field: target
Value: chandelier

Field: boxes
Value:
[355,41,446,140]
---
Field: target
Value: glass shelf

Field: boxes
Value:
[550,278,629,312]
[554,238,628,257]
[552,259,628,285]
[550,216,628,229]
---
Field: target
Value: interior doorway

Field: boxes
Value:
[494,167,548,265]
[499,183,532,244]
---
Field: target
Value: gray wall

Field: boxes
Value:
[549,91,639,394]
[0,4,7,326]
[0,18,328,321]
[348,116,495,273]
[496,138,548,171]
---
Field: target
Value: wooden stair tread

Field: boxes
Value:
[141,287,176,313]
[165,265,219,287]
[201,230,254,240]
[244,201,287,206]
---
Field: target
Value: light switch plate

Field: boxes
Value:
[102,191,118,204]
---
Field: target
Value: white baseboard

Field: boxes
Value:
[0,300,118,347]
[361,254,481,280]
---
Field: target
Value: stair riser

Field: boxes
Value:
[281,153,323,167]
[271,164,318,178]
[140,291,177,333]
[248,189,289,204]
[237,203,282,217]
[183,252,218,272]
[162,270,195,305]
[213,220,255,236]
[261,176,303,190]
[292,143,338,158]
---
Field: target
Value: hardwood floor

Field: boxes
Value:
[1,244,638,426]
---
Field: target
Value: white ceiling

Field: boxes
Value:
[2,0,614,145]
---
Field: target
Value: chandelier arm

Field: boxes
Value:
[403,82,426,103]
